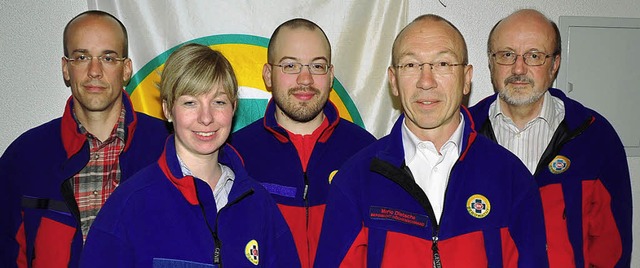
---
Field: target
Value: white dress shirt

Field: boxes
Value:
[488,91,565,174]
[402,114,464,223]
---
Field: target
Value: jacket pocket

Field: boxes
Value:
[21,196,76,267]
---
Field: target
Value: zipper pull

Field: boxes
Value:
[213,231,222,265]
[213,246,221,264]
[303,184,309,201]
[432,235,442,268]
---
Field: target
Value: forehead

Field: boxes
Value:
[177,80,228,99]
[272,27,330,61]
[66,15,125,54]
[491,15,555,52]
[395,20,464,61]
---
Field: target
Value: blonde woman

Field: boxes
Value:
[81,43,299,267]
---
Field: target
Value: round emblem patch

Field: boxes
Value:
[467,194,491,219]
[548,155,570,174]
[245,239,259,265]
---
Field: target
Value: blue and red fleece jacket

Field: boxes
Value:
[0,91,169,268]
[469,88,632,268]
[230,100,375,268]
[80,135,300,268]
[315,107,549,268]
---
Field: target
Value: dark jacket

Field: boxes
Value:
[315,108,549,267]
[230,100,375,267]
[469,88,632,267]
[80,136,300,267]
[0,91,169,268]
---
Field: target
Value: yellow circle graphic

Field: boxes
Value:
[467,194,491,219]
[126,34,364,132]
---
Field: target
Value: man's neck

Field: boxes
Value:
[499,97,544,130]
[408,113,461,153]
[275,108,325,135]
[74,100,123,142]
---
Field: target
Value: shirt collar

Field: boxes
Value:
[401,113,464,161]
[177,155,235,186]
[215,164,235,193]
[74,105,126,144]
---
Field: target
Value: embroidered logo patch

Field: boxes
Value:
[467,194,491,218]
[369,206,429,227]
[548,155,570,174]
[245,239,259,265]
[328,170,338,184]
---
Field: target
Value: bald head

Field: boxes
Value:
[267,18,331,64]
[63,10,128,57]
[488,9,560,56]
[392,14,468,66]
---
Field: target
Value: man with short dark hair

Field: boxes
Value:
[230,18,375,268]
[0,10,168,267]
[470,9,632,267]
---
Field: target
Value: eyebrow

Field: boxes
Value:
[495,47,546,53]
[70,49,121,55]
[277,56,329,63]
[398,50,459,61]
[213,90,229,98]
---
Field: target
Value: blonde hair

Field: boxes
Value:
[160,43,238,112]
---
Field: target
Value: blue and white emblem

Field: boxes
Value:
[548,155,571,174]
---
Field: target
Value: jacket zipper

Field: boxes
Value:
[432,226,442,268]
[198,185,254,267]
[371,158,445,267]
[303,171,311,268]
[431,162,456,268]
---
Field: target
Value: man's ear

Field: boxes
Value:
[551,54,561,78]
[388,66,399,97]
[122,58,133,86]
[262,63,272,91]
[329,64,335,89]
[62,57,71,87]
[463,64,474,95]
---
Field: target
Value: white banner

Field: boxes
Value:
[88,0,407,138]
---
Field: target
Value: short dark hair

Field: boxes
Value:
[63,10,129,57]
[267,18,331,63]
[391,14,468,65]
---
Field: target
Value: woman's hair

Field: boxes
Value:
[160,43,238,112]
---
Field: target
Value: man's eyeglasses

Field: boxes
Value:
[64,53,127,67]
[490,51,552,66]
[394,62,466,76]
[269,62,331,75]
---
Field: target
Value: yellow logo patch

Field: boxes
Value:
[548,155,571,174]
[245,239,259,265]
[467,194,491,219]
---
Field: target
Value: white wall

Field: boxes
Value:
[1,0,638,265]
[0,0,87,151]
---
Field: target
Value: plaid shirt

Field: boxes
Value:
[73,107,126,241]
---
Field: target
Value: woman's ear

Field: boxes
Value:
[162,100,172,122]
